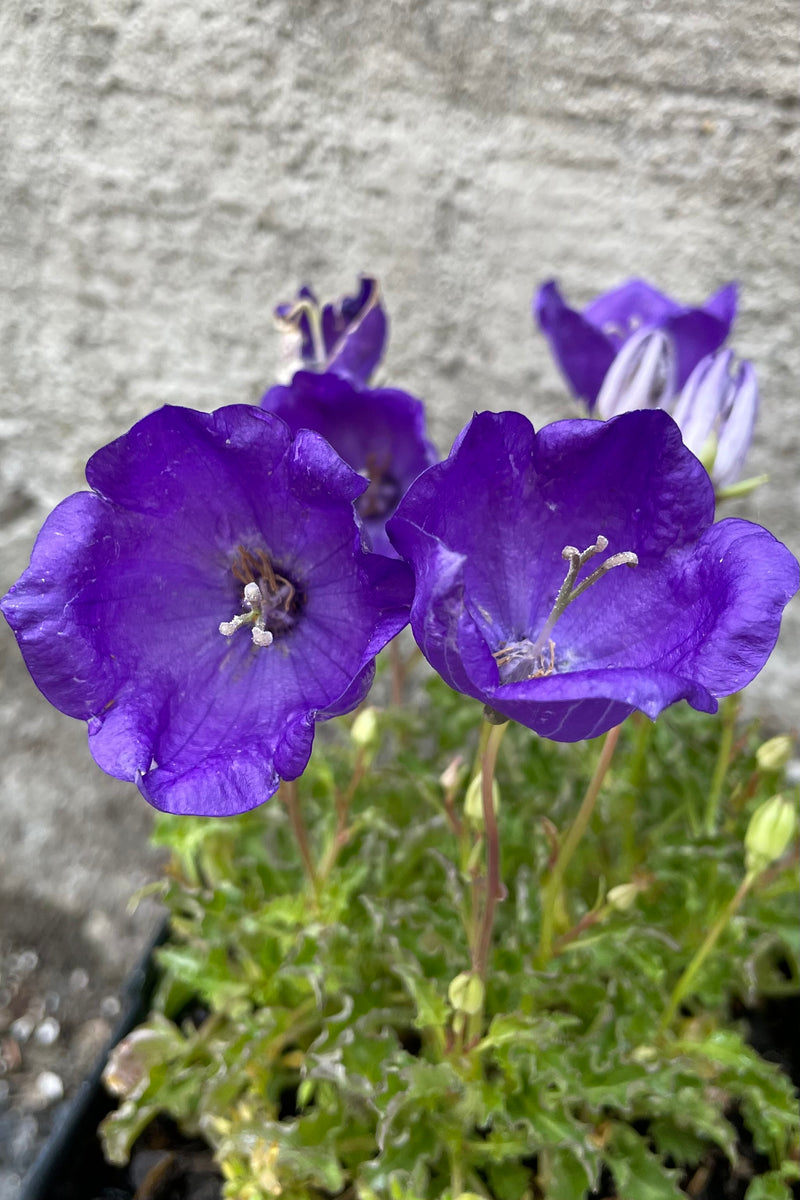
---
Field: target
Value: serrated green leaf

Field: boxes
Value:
[605,1124,685,1199]
[543,1145,599,1200]
[745,1170,797,1200]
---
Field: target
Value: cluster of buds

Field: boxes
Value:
[596,331,760,493]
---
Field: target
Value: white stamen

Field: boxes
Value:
[219,579,274,647]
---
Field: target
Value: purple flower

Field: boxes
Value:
[1,406,411,816]
[261,370,438,558]
[534,278,737,408]
[274,277,388,387]
[671,349,759,488]
[595,328,677,420]
[387,409,798,742]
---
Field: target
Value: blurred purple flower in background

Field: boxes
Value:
[594,333,759,490]
[262,371,438,557]
[534,278,737,408]
[594,328,677,419]
[671,349,759,489]
[1,406,411,816]
[274,276,388,387]
[388,409,797,742]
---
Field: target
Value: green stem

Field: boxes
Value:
[659,874,752,1031]
[473,720,508,984]
[704,693,740,834]
[538,723,623,967]
[282,780,320,902]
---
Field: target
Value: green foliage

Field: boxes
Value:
[101,666,800,1199]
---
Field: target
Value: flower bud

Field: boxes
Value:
[744,794,798,877]
[448,971,485,1016]
[463,771,500,827]
[439,755,464,794]
[350,706,379,751]
[606,882,641,912]
[755,735,794,774]
[595,328,676,419]
[671,350,758,488]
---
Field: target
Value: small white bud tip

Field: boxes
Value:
[755,735,794,774]
[351,706,379,750]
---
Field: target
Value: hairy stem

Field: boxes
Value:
[704,692,740,834]
[538,723,623,967]
[282,779,320,901]
[473,720,508,984]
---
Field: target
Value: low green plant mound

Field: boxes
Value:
[101,665,799,1200]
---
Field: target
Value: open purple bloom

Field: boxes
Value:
[534,278,737,408]
[274,277,388,387]
[387,409,797,742]
[261,370,438,557]
[1,406,411,816]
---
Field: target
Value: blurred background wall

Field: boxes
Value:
[0,1,797,1181]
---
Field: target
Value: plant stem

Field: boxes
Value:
[659,874,752,1031]
[704,693,740,834]
[318,748,366,881]
[621,715,653,874]
[538,723,623,967]
[281,780,320,902]
[388,638,405,706]
[473,720,508,984]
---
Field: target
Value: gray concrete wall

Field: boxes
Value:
[0,3,797,1166]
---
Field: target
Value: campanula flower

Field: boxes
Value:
[387,409,797,742]
[274,277,387,387]
[670,349,759,488]
[595,328,676,420]
[261,370,438,557]
[1,406,411,816]
[534,278,737,408]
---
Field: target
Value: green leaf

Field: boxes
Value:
[543,1146,599,1200]
[605,1124,685,1200]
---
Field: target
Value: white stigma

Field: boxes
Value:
[219,580,274,647]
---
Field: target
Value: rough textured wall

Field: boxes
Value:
[0,0,797,1180]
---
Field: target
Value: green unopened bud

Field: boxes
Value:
[350,706,379,751]
[606,882,640,912]
[744,793,798,877]
[756,735,794,774]
[464,771,500,827]
[448,971,484,1016]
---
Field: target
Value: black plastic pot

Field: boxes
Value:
[20,923,166,1200]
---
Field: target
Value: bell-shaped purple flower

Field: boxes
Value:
[534,278,737,408]
[1,406,412,816]
[274,277,388,387]
[671,350,759,488]
[261,370,438,558]
[387,409,797,742]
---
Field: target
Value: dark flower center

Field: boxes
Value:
[219,546,303,647]
[357,454,401,522]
